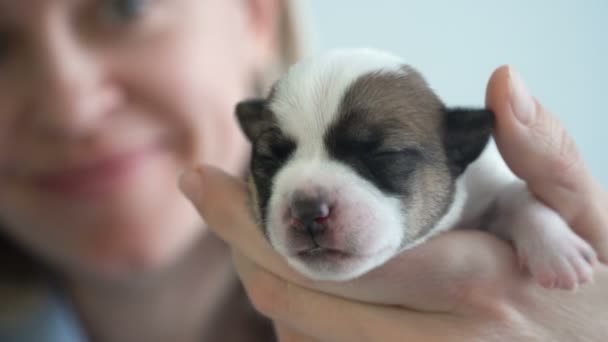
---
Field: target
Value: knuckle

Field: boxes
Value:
[530,109,583,184]
[552,128,581,175]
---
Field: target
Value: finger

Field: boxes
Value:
[232,251,461,342]
[179,165,308,281]
[179,165,523,310]
[486,65,608,262]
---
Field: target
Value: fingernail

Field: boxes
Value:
[508,66,536,125]
[179,168,202,201]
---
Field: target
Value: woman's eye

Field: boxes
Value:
[101,0,150,23]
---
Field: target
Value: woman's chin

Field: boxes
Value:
[36,153,208,283]
[71,209,206,284]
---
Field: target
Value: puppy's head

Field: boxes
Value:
[236,49,493,281]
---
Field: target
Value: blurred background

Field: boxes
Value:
[302,0,607,185]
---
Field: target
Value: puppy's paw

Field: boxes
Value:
[516,224,597,290]
[489,181,597,290]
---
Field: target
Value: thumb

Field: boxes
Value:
[486,65,608,262]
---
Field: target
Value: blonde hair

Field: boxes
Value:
[255,0,307,95]
[277,0,306,70]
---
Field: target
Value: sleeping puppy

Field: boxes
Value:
[236,48,597,289]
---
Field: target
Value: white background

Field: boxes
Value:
[304,0,607,185]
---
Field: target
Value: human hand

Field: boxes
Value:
[488,66,608,263]
[179,65,608,341]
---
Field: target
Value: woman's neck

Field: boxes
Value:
[63,232,235,342]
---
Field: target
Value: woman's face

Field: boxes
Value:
[0,0,277,279]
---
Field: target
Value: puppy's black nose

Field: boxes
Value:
[290,195,331,236]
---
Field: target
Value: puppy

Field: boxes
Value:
[236,48,596,289]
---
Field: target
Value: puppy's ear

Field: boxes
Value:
[236,99,275,142]
[442,108,495,176]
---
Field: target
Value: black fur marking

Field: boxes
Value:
[235,99,297,228]
[325,109,422,196]
[442,108,494,176]
[250,129,297,225]
[236,99,273,141]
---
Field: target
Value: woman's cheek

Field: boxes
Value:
[152,53,253,175]
[198,103,250,175]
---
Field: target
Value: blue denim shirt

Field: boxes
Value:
[0,288,86,342]
[0,278,276,342]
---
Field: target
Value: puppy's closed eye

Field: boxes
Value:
[368,148,422,162]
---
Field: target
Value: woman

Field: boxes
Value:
[0,1,606,342]
[0,0,297,340]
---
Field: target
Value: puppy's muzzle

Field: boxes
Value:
[289,191,331,238]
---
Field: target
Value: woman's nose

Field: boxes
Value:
[30,20,118,140]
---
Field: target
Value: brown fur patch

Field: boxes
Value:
[334,67,455,243]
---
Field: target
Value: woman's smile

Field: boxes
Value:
[33,143,164,199]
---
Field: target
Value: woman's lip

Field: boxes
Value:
[34,146,160,198]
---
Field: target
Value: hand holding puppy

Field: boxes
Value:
[488,66,608,263]
[180,65,608,341]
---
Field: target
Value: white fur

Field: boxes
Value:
[264,49,410,280]
[270,48,405,150]
[263,48,597,286]
[456,139,517,226]
[395,139,517,250]
[444,138,596,289]
[268,157,405,281]
[488,180,596,289]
